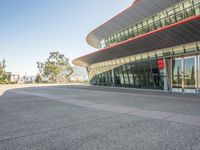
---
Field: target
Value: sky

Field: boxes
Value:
[0,0,133,75]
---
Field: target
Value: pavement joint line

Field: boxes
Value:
[9,89,200,127]
[46,86,200,101]
[8,86,200,102]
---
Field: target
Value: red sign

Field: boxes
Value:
[157,59,165,70]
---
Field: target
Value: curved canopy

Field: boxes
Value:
[73,16,200,67]
[86,0,184,48]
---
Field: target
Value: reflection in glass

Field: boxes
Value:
[184,57,195,89]
[199,56,200,90]
[151,60,162,89]
[126,64,134,86]
[172,59,182,88]
[143,61,154,88]
[131,62,140,88]
[137,62,146,87]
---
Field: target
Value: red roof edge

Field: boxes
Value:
[86,0,143,48]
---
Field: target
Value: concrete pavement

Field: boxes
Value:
[0,85,200,150]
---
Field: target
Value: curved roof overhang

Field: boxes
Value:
[87,0,184,48]
[73,16,200,67]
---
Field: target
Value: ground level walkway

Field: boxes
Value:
[0,85,200,150]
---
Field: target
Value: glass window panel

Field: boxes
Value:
[185,43,197,53]
[160,12,167,27]
[125,29,128,35]
[121,31,124,36]
[143,25,149,33]
[131,62,140,87]
[173,46,184,54]
[122,65,130,86]
[143,20,148,26]
[164,13,171,25]
[112,60,116,65]
[120,58,125,64]
[130,56,135,62]
[117,66,125,87]
[143,61,154,88]
[133,25,139,36]
[163,48,172,56]
[148,17,154,31]
[125,57,130,63]
[148,17,153,24]
[129,27,133,32]
[184,57,196,89]
[114,34,117,38]
[195,0,200,15]
[137,23,143,35]
[128,27,134,38]
[156,50,163,57]
[137,23,142,28]
[183,1,195,18]
[117,33,121,38]
[172,59,182,88]
[198,42,200,51]
[113,67,120,86]
[149,52,156,58]
[116,59,120,65]
[151,59,163,89]
[175,4,184,21]
[154,15,161,29]
[199,56,200,90]
[141,53,148,59]
[126,64,134,86]
[168,8,176,24]
[137,62,147,87]
[183,0,192,9]
[136,55,141,61]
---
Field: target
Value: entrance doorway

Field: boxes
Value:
[199,56,200,92]
[172,56,197,93]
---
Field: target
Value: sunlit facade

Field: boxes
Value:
[73,0,200,93]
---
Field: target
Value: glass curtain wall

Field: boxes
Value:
[89,41,200,92]
[172,58,183,91]
[172,56,197,93]
[184,57,196,92]
[199,56,200,92]
[91,58,167,90]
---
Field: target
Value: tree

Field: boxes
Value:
[37,51,73,83]
[0,59,10,84]
[35,74,42,83]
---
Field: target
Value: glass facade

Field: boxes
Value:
[172,58,182,89]
[100,0,200,48]
[88,41,200,93]
[172,56,197,93]
[184,57,196,90]
[199,56,200,92]
[81,0,200,93]
[91,59,167,90]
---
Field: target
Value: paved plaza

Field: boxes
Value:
[0,85,200,150]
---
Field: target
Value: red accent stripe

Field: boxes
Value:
[73,15,200,66]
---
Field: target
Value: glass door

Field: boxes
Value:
[172,58,183,92]
[183,56,196,93]
[198,56,200,93]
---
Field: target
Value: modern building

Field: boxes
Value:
[73,0,200,93]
